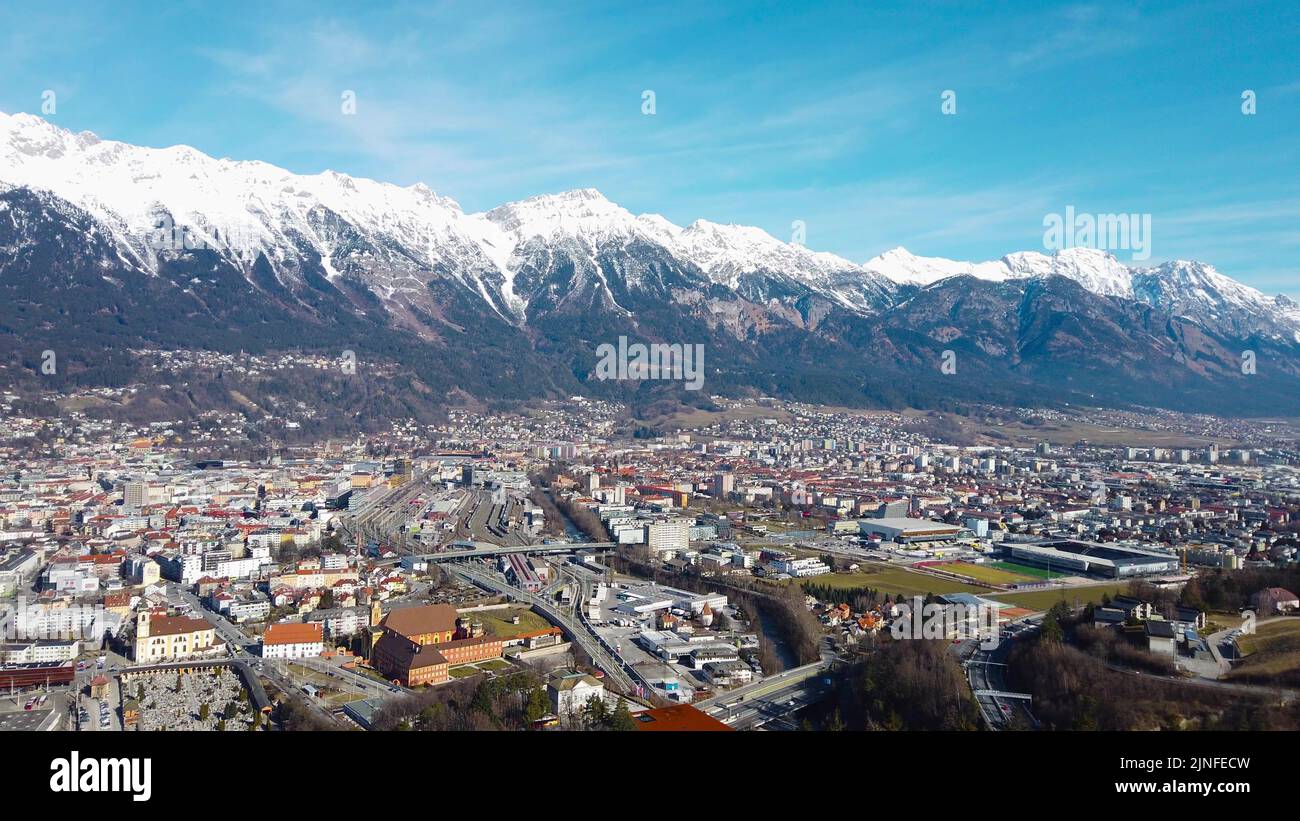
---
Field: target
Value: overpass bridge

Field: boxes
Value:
[973,689,1033,700]
[418,541,616,561]
[697,657,837,730]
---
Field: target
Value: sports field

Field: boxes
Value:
[987,582,1129,612]
[943,562,1035,585]
[801,564,985,597]
[990,561,1056,580]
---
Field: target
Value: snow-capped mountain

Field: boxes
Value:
[3,110,1299,417]
[863,246,1018,287]
[865,246,1300,340]
[0,111,894,320]
[3,110,1294,339]
[1132,260,1300,342]
[0,111,522,321]
[868,246,1137,299]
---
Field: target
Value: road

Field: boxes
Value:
[167,583,341,725]
[450,562,640,695]
[171,582,257,654]
[696,657,833,712]
[964,617,1039,730]
[1103,660,1299,703]
[1204,615,1295,677]
[717,682,827,730]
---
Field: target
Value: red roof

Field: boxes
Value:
[632,704,732,732]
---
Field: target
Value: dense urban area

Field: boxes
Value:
[3,390,1300,733]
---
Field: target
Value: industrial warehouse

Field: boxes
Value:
[856,517,964,544]
[1007,539,1181,579]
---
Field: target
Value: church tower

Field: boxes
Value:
[367,598,385,655]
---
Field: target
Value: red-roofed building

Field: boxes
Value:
[631,704,732,732]
[1253,587,1299,615]
[261,622,325,659]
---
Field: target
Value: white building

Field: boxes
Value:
[646,520,690,555]
[772,557,830,578]
[215,557,265,579]
[0,639,79,663]
[547,670,610,718]
[260,622,324,659]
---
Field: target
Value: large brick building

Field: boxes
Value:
[370,603,504,686]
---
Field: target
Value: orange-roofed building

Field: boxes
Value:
[261,622,325,659]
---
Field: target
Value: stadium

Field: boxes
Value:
[1006,540,1180,579]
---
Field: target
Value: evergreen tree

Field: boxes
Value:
[525,687,549,724]
[581,694,610,729]
[1040,611,1064,643]
[609,699,635,731]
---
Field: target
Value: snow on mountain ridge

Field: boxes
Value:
[867,245,1134,297]
[0,111,1293,335]
[868,245,1298,336]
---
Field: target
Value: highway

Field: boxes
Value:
[964,618,1039,730]
[718,681,827,730]
[696,656,833,711]
[696,639,839,730]
[450,562,641,695]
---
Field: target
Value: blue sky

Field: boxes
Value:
[2,1,1297,295]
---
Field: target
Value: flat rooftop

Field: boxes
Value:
[1015,540,1175,568]
[859,517,962,532]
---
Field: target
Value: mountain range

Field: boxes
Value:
[2,110,1298,421]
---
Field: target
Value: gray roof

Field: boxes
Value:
[1145,620,1177,638]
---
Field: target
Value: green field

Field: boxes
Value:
[990,561,1057,580]
[800,564,985,597]
[1228,618,1300,683]
[462,607,554,639]
[449,665,483,679]
[944,562,1034,585]
[987,582,1129,612]
[1236,618,1300,657]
